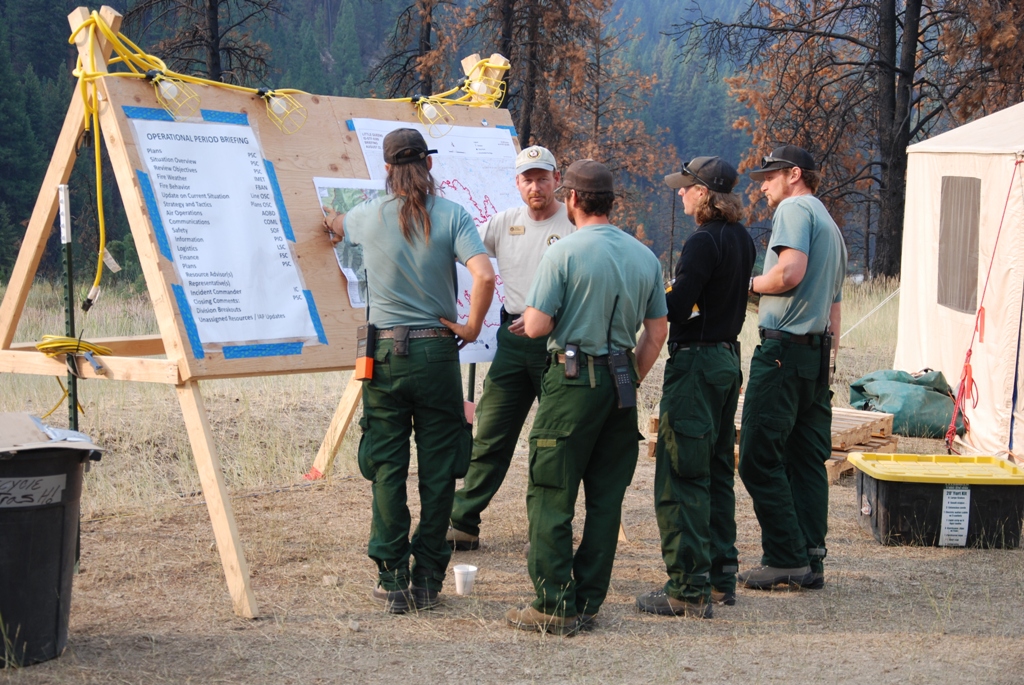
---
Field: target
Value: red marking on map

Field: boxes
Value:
[457,284,505,325]
[439,178,497,226]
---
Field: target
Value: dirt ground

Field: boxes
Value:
[3,435,1023,685]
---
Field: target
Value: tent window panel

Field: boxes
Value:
[937,176,981,314]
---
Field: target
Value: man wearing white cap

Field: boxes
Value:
[447,146,575,552]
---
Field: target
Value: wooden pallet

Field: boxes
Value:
[645,398,898,486]
[826,434,900,483]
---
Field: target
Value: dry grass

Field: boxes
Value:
[2,279,1023,684]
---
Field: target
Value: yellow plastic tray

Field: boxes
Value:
[847,453,1024,485]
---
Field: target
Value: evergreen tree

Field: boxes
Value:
[329,1,364,96]
[0,23,45,231]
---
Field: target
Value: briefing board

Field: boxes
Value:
[101,76,520,381]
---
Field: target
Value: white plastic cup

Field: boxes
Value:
[453,564,478,595]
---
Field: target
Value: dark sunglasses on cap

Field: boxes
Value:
[681,162,710,188]
[759,155,796,169]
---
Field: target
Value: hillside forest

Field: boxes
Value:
[1,0,1022,287]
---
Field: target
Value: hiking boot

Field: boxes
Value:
[577,613,598,632]
[411,585,442,610]
[372,584,413,614]
[738,565,814,590]
[800,571,825,590]
[446,526,480,551]
[635,590,713,618]
[711,588,737,606]
[506,606,580,636]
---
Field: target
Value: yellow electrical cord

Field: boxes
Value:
[35,335,113,358]
[40,377,86,420]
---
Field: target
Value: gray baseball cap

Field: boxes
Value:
[665,156,738,193]
[515,146,558,173]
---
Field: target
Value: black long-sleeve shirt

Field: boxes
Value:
[666,219,755,344]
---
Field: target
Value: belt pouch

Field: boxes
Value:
[393,325,410,356]
[564,343,579,379]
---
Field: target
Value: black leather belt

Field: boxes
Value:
[669,341,736,354]
[500,307,521,324]
[759,328,821,345]
[377,327,454,340]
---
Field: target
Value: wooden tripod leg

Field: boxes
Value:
[305,372,362,480]
[0,6,122,348]
[177,381,258,618]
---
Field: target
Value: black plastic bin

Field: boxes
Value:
[0,414,101,667]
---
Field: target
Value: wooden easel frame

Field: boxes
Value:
[0,7,515,617]
[0,7,261,616]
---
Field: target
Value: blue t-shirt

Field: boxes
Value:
[527,224,667,356]
[344,195,486,329]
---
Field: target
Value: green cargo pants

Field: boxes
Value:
[655,344,741,602]
[526,357,640,618]
[358,336,473,592]
[738,337,831,573]
[450,318,548,536]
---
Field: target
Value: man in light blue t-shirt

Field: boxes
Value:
[740,145,847,592]
[504,160,667,635]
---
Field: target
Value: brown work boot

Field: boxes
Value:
[506,606,580,636]
[445,526,480,551]
[635,589,713,618]
[737,565,814,590]
[710,588,737,605]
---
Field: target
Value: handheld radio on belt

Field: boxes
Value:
[607,295,636,409]
[355,270,376,380]
[819,328,835,389]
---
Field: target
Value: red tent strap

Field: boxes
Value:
[945,159,1022,453]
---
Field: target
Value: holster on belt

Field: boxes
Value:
[392,325,410,356]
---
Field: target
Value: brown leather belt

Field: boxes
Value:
[759,328,821,345]
[555,352,608,364]
[377,327,454,340]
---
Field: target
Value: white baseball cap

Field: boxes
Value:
[515,145,557,174]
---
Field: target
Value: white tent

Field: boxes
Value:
[894,101,1024,457]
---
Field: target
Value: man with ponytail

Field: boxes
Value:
[324,128,495,613]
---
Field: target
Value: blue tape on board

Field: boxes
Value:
[223,342,304,359]
[346,120,355,131]
[137,172,173,261]
[496,125,517,137]
[122,106,174,121]
[263,160,295,241]
[200,109,249,125]
[171,284,205,359]
[303,290,328,345]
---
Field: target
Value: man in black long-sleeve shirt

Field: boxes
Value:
[637,156,755,618]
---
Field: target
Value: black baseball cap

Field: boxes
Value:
[383,128,437,165]
[749,145,816,180]
[664,156,738,193]
[558,159,614,194]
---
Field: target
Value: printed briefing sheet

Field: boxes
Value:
[130,117,321,356]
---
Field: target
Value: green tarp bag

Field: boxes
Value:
[849,369,965,438]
